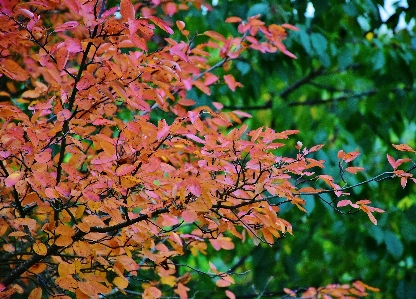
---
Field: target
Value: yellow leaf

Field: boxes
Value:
[160,275,176,287]
[33,242,47,256]
[113,277,129,289]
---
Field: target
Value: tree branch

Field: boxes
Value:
[0,207,170,287]
[288,90,378,107]
[279,66,325,99]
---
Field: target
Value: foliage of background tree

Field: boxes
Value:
[0,0,415,298]
[181,0,416,298]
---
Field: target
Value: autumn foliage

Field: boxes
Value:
[0,0,415,298]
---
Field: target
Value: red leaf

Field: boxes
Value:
[120,0,135,21]
[148,16,174,34]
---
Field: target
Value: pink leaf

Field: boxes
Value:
[337,199,352,208]
[54,21,79,32]
[182,210,197,223]
[5,172,24,187]
[387,154,398,169]
[82,190,100,202]
[116,164,136,176]
[366,212,377,225]
[225,290,236,299]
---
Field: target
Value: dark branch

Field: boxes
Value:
[288,90,377,107]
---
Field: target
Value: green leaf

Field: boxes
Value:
[384,230,404,259]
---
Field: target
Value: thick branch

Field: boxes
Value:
[55,28,98,184]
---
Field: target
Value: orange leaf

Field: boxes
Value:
[204,31,226,42]
[148,16,174,34]
[33,242,48,256]
[223,74,242,91]
[345,166,364,174]
[281,23,300,31]
[338,150,360,163]
[392,143,415,152]
[130,34,148,51]
[193,80,211,95]
[225,17,242,23]
[0,59,29,81]
[56,46,69,70]
[210,236,235,250]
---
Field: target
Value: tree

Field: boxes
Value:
[0,0,414,298]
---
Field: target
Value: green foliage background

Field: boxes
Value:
[161,0,416,298]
